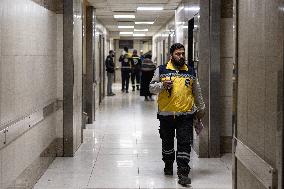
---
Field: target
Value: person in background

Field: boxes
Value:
[119,47,132,93]
[140,50,144,62]
[149,43,205,186]
[105,50,115,96]
[130,49,142,91]
[140,54,156,101]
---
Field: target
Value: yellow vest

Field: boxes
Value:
[158,61,195,113]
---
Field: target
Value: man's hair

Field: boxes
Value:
[133,49,137,54]
[124,47,128,52]
[170,43,185,55]
[109,50,114,54]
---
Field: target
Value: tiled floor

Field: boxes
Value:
[34,84,232,189]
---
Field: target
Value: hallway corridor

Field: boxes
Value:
[33,84,232,189]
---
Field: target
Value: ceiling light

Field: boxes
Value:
[184,6,200,11]
[120,32,133,35]
[114,15,135,19]
[134,29,148,32]
[118,26,134,28]
[135,22,154,25]
[137,7,163,11]
[133,34,146,36]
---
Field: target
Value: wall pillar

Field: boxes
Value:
[63,0,83,156]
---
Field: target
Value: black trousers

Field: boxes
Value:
[121,70,131,91]
[158,114,193,174]
[131,69,141,87]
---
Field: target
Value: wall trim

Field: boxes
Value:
[234,138,278,189]
[0,100,62,150]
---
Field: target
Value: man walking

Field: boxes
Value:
[130,49,142,91]
[119,47,132,93]
[149,43,205,186]
[105,50,115,96]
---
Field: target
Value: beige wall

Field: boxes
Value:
[0,0,61,188]
[235,0,283,188]
[57,14,63,138]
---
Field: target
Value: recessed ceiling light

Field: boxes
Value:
[135,22,154,25]
[118,26,134,28]
[120,32,134,35]
[137,7,163,11]
[114,15,135,19]
[133,34,146,36]
[134,29,148,32]
[184,6,200,11]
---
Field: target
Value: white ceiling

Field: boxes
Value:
[88,0,183,38]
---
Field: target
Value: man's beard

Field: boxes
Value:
[172,57,185,67]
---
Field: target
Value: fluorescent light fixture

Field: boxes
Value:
[118,26,134,28]
[114,15,135,19]
[185,6,200,11]
[135,22,154,25]
[177,22,185,25]
[134,29,148,32]
[137,7,163,11]
[133,34,146,36]
[183,25,198,29]
[120,32,133,35]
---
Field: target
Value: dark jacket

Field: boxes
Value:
[105,55,115,73]
[119,53,131,71]
[130,55,142,71]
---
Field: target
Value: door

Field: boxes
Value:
[98,34,102,104]
[232,1,282,188]
[102,37,106,98]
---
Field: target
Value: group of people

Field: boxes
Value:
[105,46,156,101]
[106,43,205,186]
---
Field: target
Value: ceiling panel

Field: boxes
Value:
[89,0,183,37]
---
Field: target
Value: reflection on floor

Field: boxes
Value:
[34,83,232,189]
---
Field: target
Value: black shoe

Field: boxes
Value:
[132,86,135,91]
[178,175,191,185]
[126,90,129,93]
[136,86,140,90]
[121,89,125,92]
[164,162,173,175]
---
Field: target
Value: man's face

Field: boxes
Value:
[171,48,185,67]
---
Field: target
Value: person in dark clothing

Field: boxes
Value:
[119,47,132,93]
[140,54,156,101]
[105,50,115,96]
[130,49,142,91]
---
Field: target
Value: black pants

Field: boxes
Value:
[121,69,131,91]
[131,69,141,88]
[158,114,193,174]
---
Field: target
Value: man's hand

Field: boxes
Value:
[163,80,173,89]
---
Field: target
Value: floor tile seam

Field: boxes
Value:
[86,133,105,187]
